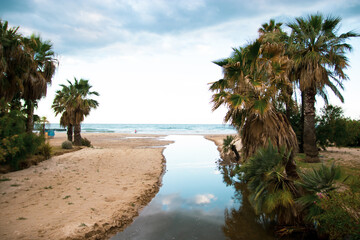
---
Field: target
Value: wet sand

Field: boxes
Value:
[0,133,172,240]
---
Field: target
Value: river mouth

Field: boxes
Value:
[111,135,274,240]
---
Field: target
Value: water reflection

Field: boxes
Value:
[111,135,274,240]
[217,164,274,240]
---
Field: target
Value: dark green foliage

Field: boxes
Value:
[239,142,299,224]
[222,135,240,161]
[288,106,302,150]
[37,142,52,160]
[0,103,44,169]
[316,191,360,240]
[81,138,91,147]
[316,105,360,148]
[61,140,73,149]
[296,164,343,223]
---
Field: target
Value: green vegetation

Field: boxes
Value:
[52,78,99,146]
[1,19,98,172]
[211,13,359,238]
[315,191,360,239]
[287,14,358,162]
[61,140,73,149]
[37,142,52,160]
[63,195,71,199]
[316,105,360,149]
[239,143,298,225]
[0,177,11,182]
[0,20,57,171]
[222,135,240,161]
[237,144,360,238]
[81,137,92,147]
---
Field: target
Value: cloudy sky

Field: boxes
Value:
[1,0,360,124]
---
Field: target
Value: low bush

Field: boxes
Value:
[316,191,360,240]
[81,138,91,147]
[37,142,52,160]
[61,140,73,149]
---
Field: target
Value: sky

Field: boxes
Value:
[1,0,360,124]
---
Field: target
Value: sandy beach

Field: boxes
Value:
[1,133,359,240]
[0,133,172,240]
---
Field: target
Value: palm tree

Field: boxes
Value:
[53,83,74,141]
[22,34,57,132]
[0,20,28,101]
[52,78,99,145]
[210,33,298,178]
[287,14,359,162]
[222,135,240,161]
[240,142,300,225]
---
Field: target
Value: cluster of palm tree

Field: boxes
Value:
[52,78,99,146]
[1,20,57,130]
[1,20,57,168]
[210,13,358,163]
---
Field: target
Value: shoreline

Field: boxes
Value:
[1,133,358,239]
[0,133,173,240]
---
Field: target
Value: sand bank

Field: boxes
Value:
[0,133,172,240]
[205,135,360,168]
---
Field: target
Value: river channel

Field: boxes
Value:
[111,135,274,239]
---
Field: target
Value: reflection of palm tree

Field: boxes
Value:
[218,164,236,187]
[219,164,274,239]
[222,135,240,161]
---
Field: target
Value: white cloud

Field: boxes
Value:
[194,194,217,204]
[4,0,357,123]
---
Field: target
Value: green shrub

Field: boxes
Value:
[296,164,342,223]
[316,191,360,240]
[61,141,73,149]
[37,142,52,160]
[238,142,298,225]
[0,108,44,169]
[81,138,91,147]
[316,105,360,148]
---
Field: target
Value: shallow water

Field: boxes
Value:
[111,135,274,240]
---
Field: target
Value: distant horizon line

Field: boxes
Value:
[48,123,231,125]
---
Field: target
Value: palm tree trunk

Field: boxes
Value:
[285,153,299,179]
[303,87,319,162]
[285,85,293,121]
[25,100,34,133]
[299,92,305,153]
[231,145,240,161]
[74,124,82,146]
[67,124,73,142]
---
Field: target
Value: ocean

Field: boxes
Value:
[48,123,237,135]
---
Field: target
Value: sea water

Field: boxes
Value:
[48,123,237,135]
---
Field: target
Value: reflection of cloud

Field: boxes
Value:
[195,194,217,204]
[213,170,221,175]
[161,194,177,206]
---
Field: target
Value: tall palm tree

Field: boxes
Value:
[22,34,57,132]
[287,14,359,162]
[52,78,99,145]
[210,34,299,178]
[53,84,73,141]
[0,20,29,102]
